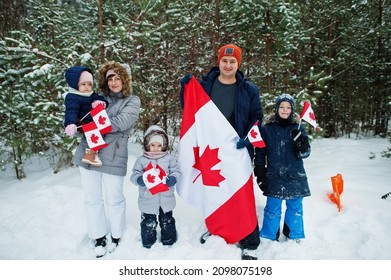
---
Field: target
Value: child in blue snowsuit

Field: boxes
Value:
[64,66,108,166]
[253,93,311,241]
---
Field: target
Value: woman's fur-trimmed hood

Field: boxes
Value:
[98,61,132,96]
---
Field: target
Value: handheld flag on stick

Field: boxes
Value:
[90,103,112,134]
[82,122,108,151]
[142,162,169,195]
[78,104,112,152]
[300,101,318,131]
[328,173,344,212]
[247,120,266,148]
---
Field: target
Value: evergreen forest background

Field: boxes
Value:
[0,0,390,179]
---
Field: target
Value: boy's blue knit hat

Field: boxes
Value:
[275,93,295,113]
[65,66,93,90]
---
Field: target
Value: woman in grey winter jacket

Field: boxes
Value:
[72,61,140,258]
[254,93,311,242]
[130,125,181,248]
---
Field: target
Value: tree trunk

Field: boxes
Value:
[97,0,105,64]
[214,0,220,59]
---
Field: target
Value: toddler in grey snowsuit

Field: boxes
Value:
[130,125,181,248]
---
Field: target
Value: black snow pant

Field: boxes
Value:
[140,207,177,248]
[238,224,260,250]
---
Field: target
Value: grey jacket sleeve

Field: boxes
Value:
[111,95,140,133]
[130,157,144,185]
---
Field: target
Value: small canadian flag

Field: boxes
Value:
[300,101,318,131]
[90,103,112,135]
[247,120,266,148]
[82,121,108,151]
[156,164,168,184]
[142,162,169,195]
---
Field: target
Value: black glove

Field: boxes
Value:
[253,166,266,192]
[236,137,250,149]
[180,74,192,87]
[291,129,309,153]
[291,129,304,142]
[166,176,177,187]
[136,176,145,187]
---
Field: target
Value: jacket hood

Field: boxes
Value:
[143,125,169,152]
[65,66,93,90]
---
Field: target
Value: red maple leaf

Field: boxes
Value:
[156,165,167,181]
[98,115,107,125]
[192,145,225,187]
[90,133,99,144]
[147,173,156,183]
[250,129,258,139]
[309,112,316,121]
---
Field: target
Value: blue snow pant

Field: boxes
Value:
[260,197,305,240]
[140,207,177,248]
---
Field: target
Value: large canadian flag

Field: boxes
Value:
[143,162,169,195]
[247,120,265,148]
[90,103,112,135]
[177,77,257,244]
[300,101,318,131]
[82,121,108,151]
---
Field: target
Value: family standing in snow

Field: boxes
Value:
[66,44,311,260]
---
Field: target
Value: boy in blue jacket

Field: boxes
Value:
[254,93,311,242]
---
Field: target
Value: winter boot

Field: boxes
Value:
[94,236,107,258]
[241,249,258,260]
[82,148,102,167]
[140,213,157,248]
[158,209,177,246]
[107,236,121,253]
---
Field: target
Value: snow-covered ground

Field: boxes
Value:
[1,137,390,279]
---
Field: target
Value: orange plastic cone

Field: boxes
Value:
[328,173,344,211]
